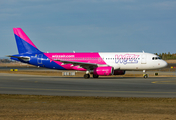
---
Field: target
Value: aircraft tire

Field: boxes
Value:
[93,74,99,78]
[84,74,90,79]
[143,74,148,78]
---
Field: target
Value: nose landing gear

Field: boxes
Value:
[143,74,148,78]
[143,70,148,78]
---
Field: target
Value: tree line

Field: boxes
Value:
[0,59,14,63]
[154,52,176,60]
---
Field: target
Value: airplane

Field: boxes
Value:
[7,28,167,79]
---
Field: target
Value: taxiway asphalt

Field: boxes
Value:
[0,73,176,97]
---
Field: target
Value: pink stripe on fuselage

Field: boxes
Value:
[13,28,37,48]
[44,53,106,70]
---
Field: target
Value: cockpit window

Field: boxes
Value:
[152,57,161,60]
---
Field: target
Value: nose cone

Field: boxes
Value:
[162,60,168,68]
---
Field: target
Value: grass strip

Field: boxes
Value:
[0,94,176,120]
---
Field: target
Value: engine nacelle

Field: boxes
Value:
[93,66,113,76]
[113,70,126,75]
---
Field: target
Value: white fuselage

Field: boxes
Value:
[99,52,167,70]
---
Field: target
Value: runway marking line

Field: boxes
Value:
[0,87,176,94]
[152,81,176,84]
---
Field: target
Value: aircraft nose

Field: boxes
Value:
[162,60,168,68]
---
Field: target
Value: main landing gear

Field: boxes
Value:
[84,74,99,78]
[84,74,90,79]
[84,70,99,79]
[93,74,99,78]
[84,70,90,79]
[143,70,148,78]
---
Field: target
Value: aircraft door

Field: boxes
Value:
[141,54,147,64]
[37,54,43,64]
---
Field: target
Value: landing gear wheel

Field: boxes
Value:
[93,74,99,78]
[143,74,148,78]
[84,74,90,79]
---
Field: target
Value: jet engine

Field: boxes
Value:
[93,66,114,76]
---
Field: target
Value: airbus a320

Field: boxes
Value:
[7,28,167,78]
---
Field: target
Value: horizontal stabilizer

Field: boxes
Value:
[6,55,30,61]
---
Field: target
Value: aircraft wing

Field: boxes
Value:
[54,59,103,69]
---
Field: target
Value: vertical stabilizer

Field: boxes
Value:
[13,28,42,54]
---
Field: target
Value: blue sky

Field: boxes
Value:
[0,0,176,57]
